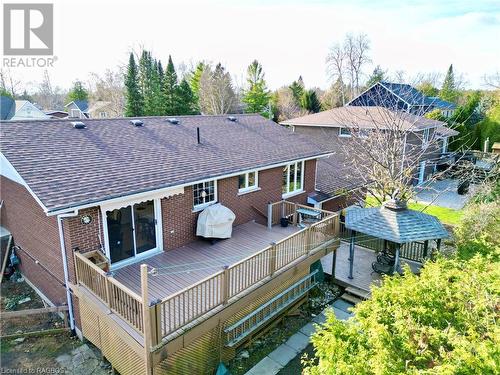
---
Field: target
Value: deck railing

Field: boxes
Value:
[74,251,145,334]
[74,201,339,349]
[338,220,428,263]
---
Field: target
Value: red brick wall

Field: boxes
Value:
[0,176,66,304]
[162,160,317,250]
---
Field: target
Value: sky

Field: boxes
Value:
[3,0,500,92]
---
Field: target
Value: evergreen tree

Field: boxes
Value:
[289,76,304,105]
[124,53,143,117]
[139,50,156,115]
[177,79,197,115]
[439,64,459,103]
[301,89,321,113]
[162,55,180,115]
[67,80,88,102]
[365,65,386,87]
[242,60,270,116]
[190,61,207,98]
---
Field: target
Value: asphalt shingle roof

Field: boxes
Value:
[1,115,331,213]
[345,204,449,243]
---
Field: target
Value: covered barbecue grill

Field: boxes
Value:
[196,203,236,239]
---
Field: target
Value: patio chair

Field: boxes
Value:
[372,261,393,275]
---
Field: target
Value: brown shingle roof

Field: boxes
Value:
[1,114,330,213]
[281,106,446,131]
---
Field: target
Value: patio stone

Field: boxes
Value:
[331,299,354,313]
[246,356,282,375]
[285,331,310,352]
[299,322,317,336]
[333,307,352,321]
[268,344,298,366]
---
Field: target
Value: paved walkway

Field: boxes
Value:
[414,179,474,210]
[244,299,354,375]
[56,344,110,374]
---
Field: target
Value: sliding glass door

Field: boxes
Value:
[106,199,158,264]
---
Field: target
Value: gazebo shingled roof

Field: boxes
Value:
[345,202,449,244]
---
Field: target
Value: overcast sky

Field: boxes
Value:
[6,0,500,91]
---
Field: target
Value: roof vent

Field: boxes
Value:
[227,116,237,122]
[167,118,180,124]
[130,119,144,127]
[71,121,86,129]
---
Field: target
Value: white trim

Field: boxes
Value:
[338,127,352,137]
[238,170,259,193]
[0,153,50,213]
[237,187,261,196]
[45,155,329,216]
[281,160,305,198]
[192,180,218,210]
[441,137,448,154]
[101,197,164,267]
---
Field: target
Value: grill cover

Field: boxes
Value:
[196,203,236,239]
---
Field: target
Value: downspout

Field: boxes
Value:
[57,210,79,331]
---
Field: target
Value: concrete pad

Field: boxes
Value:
[332,299,354,313]
[268,344,298,366]
[333,307,352,321]
[312,312,327,324]
[299,322,317,336]
[285,331,310,352]
[246,356,282,375]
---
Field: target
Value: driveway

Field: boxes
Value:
[415,179,475,210]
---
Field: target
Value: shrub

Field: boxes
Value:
[304,257,500,375]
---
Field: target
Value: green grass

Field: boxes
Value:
[365,196,464,226]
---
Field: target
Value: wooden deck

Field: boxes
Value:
[112,221,300,303]
[321,242,422,293]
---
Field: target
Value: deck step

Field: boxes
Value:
[345,286,371,300]
[340,293,363,305]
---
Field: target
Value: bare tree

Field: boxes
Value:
[273,86,306,121]
[88,69,125,117]
[198,63,237,115]
[326,33,371,102]
[31,70,66,110]
[0,69,22,97]
[483,72,500,89]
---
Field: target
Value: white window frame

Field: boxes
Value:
[193,180,217,211]
[422,128,430,148]
[101,198,163,269]
[238,171,259,194]
[70,109,81,118]
[339,127,352,137]
[99,111,108,118]
[282,161,305,198]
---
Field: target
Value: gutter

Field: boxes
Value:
[57,210,79,331]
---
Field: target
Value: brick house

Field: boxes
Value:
[1,114,341,374]
[281,106,459,200]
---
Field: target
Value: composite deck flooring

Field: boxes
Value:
[322,242,421,293]
[113,221,299,303]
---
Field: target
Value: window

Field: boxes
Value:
[238,171,258,193]
[339,127,351,137]
[282,161,304,196]
[193,180,216,209]
[70,109,80,118]
[422,128,430,147]
[99,111,108,118]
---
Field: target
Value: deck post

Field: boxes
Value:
[423,240,429,259]
[393,244,401,275]
[331,249,337,278]
[141,264,153,375]
[222,265,230,305]
[267,202,273,229]
[269,242,277,275]
[292,203,298,226]
[348,230,356,279]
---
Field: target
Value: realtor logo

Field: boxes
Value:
[3,3,53,55]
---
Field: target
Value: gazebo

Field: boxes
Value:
[345,200,449,277]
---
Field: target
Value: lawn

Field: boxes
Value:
[365,196,464,226]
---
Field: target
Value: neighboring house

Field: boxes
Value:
[347,81,457,118]
[65,100,89,119]
[281,106,459,192]
[1,114,340,374]
[492,142,500,155]
[45,110,69,119]
[0,96,50,121]
[87,101,116,118]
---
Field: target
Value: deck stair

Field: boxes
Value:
[340,285,370,305]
